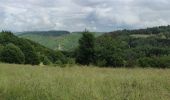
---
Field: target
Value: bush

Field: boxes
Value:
[95,59,107,67]
[54,60,66,67]
[159,56,170,68]
[125,60,137,68]
[0,43,25,64]
[107,55,124,67]
[138,57,170,68]
[138,57,155,68]
[42,56,52,65]
[66,58,75,65]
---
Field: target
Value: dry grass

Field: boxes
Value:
[0,63,170,100]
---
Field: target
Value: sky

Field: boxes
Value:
[0,0,170,32]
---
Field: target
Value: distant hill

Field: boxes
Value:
[18,30,70,37]
[104,25,170,38]
[18,25,170,51]
[19,32,104,51]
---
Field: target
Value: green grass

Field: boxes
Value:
[19,34,61,50]
[0,64,170,100]
[19,32,104,50]
[130,34,155,38]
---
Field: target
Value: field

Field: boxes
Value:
[130,34,155,38]
[0,64,170,100]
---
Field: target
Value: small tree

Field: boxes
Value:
[0,43,25,64]
[76,31,95,65]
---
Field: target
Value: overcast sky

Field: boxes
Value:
[0,0,170,32]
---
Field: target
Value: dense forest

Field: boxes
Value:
[0,25,170,68]
[66,25,170,68]
[0,31,72,65]
[93,25,170,68]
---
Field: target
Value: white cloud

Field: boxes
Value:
[0,0,170,32]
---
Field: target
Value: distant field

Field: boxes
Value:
[130,34,155,38]
[0,64,170,100]
[19,32,104,50]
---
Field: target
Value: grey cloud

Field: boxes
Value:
[0,0,170,32]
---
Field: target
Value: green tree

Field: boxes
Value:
[16,39,40,65]
[0,43,25,64]
[0,31,40,65]
[76,31,95,65]
[95,36,124,67]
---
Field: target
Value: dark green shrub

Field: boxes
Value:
[137,57,170,68]
[66,58,75,65]
[138,57,156,67]
[159,56,170,68]
[42,56,52,65]
[55,60,63,65]
[95,59,107,67]
[0,43,25,64]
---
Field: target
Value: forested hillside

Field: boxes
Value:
[1,25,170,68]
[106,25,170,38]
[92,25,170,67]
[0,31,70,65]
[19,32,104,50]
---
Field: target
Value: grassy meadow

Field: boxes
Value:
[0,64,170,100]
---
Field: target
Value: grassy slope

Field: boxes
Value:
[130,34,155,38]
[0,64,170,100]
[19,32,104,50]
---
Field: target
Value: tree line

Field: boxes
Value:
[75,29,170,68]
[0,31,73,65]
[0,25,170,68]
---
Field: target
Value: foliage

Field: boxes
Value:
[0,43,25,64]
[92,25,170,68]
[137,57,170,68]
[1,25,170,68]
[41,56,52,65]
[19,32,104,50]
[107,25,170,36]
[94,36,125,67]
[0,31,67,65]
[0,31,40,65]
[76,31,95,65]
[17,39,40,65]
[158,56,170,68]
[0,44,4,59]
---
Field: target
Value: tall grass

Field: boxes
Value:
[0,64,170,100]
